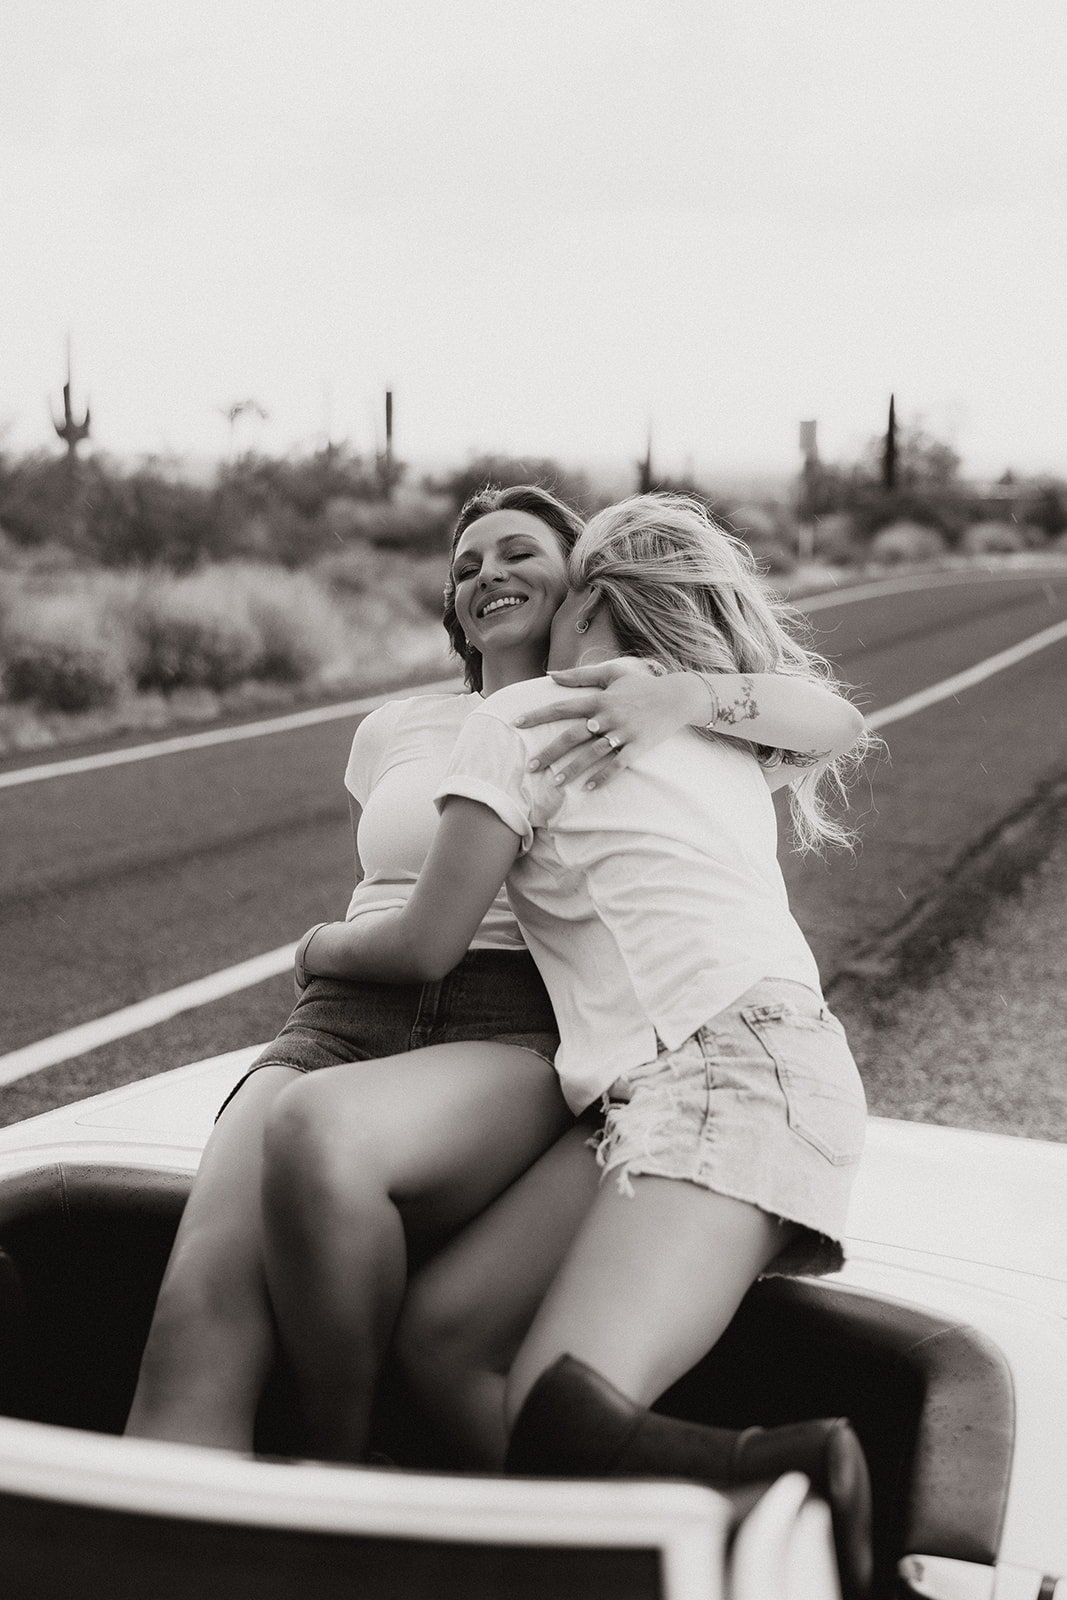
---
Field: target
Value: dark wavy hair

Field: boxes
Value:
[442,483,585,692]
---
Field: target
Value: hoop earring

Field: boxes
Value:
[575,619,590,634]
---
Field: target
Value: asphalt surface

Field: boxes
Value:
[2,560,1066,1129]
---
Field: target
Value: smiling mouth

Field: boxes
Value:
[477,595,527,620]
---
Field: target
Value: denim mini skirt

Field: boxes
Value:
[218,948,559,1118]
[591,979,867,1278]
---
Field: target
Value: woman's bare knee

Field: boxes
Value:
[262,1073,382,1216]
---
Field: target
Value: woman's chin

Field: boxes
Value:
[477,619,553,659]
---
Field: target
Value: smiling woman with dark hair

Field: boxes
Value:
[441,483,589,693]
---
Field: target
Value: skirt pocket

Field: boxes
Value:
[741,1001,866,1167]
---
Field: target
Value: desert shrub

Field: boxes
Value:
[84,467,221,569]
[1,595,130,711]
[313,543,448,615]
[809,513,858,563]
[0,529,21,571]
[959,520,1029,555]
[0,453,76,547]
[2,537,82,575]
[213,446,390,564]
[404,554,450,615]
[725,505,797,575]
[245,501,322,567]
[110,564,351,692]
[847,486,963,542]
[119,571,263,692]
[343,487,455,553]
[310,542,383,596]
[233,564,348,682]
[869,521,947,564]
[431,455,594,517]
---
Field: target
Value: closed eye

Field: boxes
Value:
[453,546,536,581]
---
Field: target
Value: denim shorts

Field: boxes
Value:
[590,980,867,1278]
[217,948,559,1119]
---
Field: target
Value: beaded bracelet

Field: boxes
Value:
[699,674,726,729]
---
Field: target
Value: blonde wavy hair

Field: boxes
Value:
[569,493,873,853]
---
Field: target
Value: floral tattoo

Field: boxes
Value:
[703,675,759,727]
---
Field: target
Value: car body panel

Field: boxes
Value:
[0,1049,1065,1588]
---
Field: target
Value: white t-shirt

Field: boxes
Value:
[344,693,525,951]
[435,676,823,1113]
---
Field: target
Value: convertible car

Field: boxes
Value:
[0,1045,1063,1599]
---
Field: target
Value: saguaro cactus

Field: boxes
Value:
[51,340,91,461]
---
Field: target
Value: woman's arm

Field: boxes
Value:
[299,798,522,987]
[513,659,864,789]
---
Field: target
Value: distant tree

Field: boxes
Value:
[835,415,969,541]
[1026,481,1067,538]
[861,418,960,493]
[883,395,897,490]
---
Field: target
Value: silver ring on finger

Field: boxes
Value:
[604,732,622,753]
[586,718,602,736]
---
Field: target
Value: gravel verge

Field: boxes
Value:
[829,777,1067,1142]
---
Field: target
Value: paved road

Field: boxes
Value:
[1,564,1066,1124]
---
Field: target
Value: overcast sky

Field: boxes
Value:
[3,1,1065,484]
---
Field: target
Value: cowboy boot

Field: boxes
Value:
[506,1355,873,1600]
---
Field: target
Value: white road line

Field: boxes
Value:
[0,678,462,791]
[865,616,1067,730]
[3,611,1067,1088]
[0,945,298,1087]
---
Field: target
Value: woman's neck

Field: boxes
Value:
[479,644,550,698]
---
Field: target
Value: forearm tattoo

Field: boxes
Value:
[703,675,759,728]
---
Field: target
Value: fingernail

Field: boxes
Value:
[584,780,598,791]
[553,773,566,786]
[527,759,540,771]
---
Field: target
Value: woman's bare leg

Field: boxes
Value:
[505,1176,789,1428]
[125,1064,300,1449]
[260,1042,573,1462]
[396,1122,600,1468]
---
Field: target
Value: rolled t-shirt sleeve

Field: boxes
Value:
[434,710,535,852]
